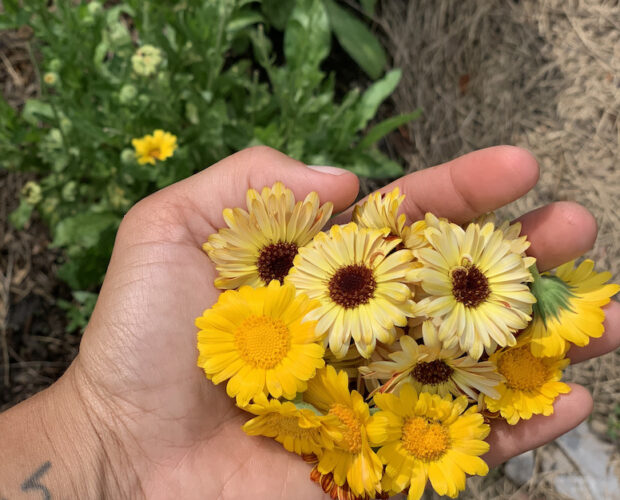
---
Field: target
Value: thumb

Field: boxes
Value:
[138,146,359,233]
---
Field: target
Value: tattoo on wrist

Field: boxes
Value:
[21,461,52,500]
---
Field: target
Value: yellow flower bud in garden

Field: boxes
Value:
[131,45,163,77]
[119,84,137,104]
[49,59,61,72]
[120,148,136,165]
[87,1,103,15]
[21,181,43,205]
[43,72,58,85]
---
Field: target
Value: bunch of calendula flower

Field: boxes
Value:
[196,183,618,500]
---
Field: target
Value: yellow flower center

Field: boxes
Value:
[402,417,450,461]
[497,346,549,391]
[149,148,161,159]
[234,316,291,369]
[328,403,362,454]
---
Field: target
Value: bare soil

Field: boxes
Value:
[1,27,80,411]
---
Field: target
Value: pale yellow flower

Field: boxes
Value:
[131,44,162,76]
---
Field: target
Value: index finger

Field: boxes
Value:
[334,146,539,224]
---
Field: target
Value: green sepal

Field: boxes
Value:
[291,394,323,416]
[529,265,576,325]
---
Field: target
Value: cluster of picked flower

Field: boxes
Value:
[196,182,618,500]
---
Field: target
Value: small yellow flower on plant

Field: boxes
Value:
[303,366,383,498]
[242,393,341,456]
[196,280,325,406]
[367,384,490,500]
[131,129,177,165]
[484,342,571,425]
[43,72,58,85]
[287,222,416,358]
[526,260,619,357]
[203,182,333,289]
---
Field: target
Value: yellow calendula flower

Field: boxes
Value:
[526,260,619,357]
[242,393,341,456]
[484,343,571,425]
[131,129,177,165]
[367,384,490,500]
[412,219,536,359]
[361,321,502,400]
[303,366,383,498]
[203,182,333,289]
[196,281,325,406]
[470,213,536,268]
[287,222,416,358]
[352,188,427,250]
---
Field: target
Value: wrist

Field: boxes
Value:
[0,359,139,498]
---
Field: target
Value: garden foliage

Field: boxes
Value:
[0,0,419,315]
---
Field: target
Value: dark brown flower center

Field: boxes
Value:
[450,265,490,307]
[256,242,298,284]
[328,264,376,308]
[411,360,454,385]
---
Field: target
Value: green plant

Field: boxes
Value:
[57,291,98,333]
[0,0,419,311]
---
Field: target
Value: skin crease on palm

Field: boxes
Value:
[59,145,620,499]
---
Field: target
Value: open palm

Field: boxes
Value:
[66,146,619,499]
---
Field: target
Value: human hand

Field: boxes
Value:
[7,146,618,499]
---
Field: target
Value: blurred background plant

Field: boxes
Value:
[0,0,418,329]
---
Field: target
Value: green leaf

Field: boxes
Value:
[322,0,386,79]
[342,149,404,178]
[358,108,421,150]
[284,0,330,70]
[58,290,98,332]
[261,0,294,30]
[356,68,402,131]
[8,199,34,230]
[360,0,377,16]
[227,12,264,33]
[291,394,323,416]
[52,212,119,249]
[21,99,55,126]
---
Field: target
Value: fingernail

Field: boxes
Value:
[307,165,350,176]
